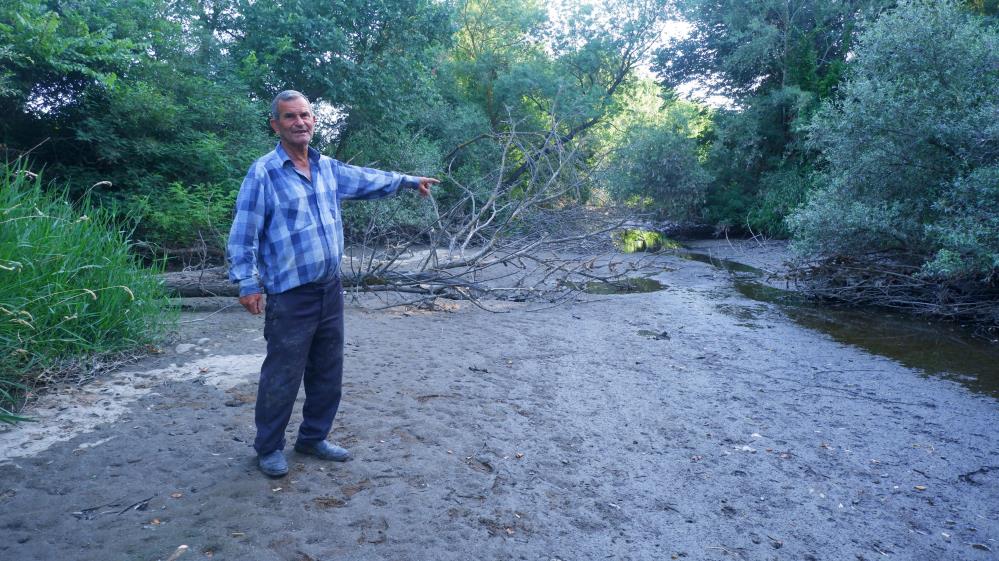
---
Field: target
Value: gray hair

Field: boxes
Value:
[270,90,312,120]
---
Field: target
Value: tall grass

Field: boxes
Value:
[0,163,173,423]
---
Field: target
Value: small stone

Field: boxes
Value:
[175,343,195,354]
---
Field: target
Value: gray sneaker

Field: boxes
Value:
[294,440,352,462]
[258,449,288,477]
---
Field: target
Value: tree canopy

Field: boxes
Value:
[2,0,997,308]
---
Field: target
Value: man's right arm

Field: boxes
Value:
[227,165,267,312]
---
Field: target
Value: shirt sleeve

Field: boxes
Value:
[227,163,267,296]
[331,159,419,201]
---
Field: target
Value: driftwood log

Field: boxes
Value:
[161,267,491,298]
[162,267,237,297]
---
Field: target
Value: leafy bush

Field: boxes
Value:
[790,0,999,280]
[925,166,999,278]
[1,0,270,254]
[131,182,237,255]
[0,164,172,422]
[612,229,681,253]
[702,87,819,236]
[603,124,711,222]
[747,166,814,238]
[338,125,443,239]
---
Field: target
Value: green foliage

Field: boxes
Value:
[747,166,814,237]
[67,70,270,194]
[657,0,887,99]
[0,0,136,118]
[612,230,681,253]
[1,0,271,255]
[231,0,453,156]
[447,0,672,191]
[420,96,498,185]
[603,123,711,221]
[597,85,712,222]
[68,67,269,256]
[658,0,889,236]
[451,0,549,128]
[790,0,999,281]
[962,0,999,16]
[3,0,676,251]
[924,166,999,278]
[701,88,818,234]
[133,183,237,251]
[0,163,172,422]
[338,126,443,238]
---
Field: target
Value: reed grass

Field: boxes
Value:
[0,163,174,423]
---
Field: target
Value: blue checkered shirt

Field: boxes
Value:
[227,143,419,296]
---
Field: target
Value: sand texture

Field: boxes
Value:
[1,250,996,561]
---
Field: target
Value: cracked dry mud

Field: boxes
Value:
[1,248,997,561]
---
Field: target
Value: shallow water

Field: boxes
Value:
[681,251,999,398]
[571,277,666,295]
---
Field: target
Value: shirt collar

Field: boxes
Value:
[274,142,321,166]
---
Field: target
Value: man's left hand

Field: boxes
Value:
[415,177,440,197]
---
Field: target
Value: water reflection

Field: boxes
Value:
[680,251,999,398]
[569,277,667,295]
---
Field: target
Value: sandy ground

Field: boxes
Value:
[1,248,997,561]
[681,239,793,275]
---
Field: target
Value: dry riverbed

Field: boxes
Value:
[1,245,997,561]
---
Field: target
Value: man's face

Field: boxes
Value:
[270,97,315,149]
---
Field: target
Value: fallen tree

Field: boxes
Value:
[164,121,666,310]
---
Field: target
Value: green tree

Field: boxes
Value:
[451,0,549,129]
[597,80,712,220]
[604,124,711,221]
[229,0,453,157]
[1,0,271,252]
[655,0,891,235]
[448,0,672,191]
[789,0,999,279]
[656,0,883,99]
[0,0,137,150]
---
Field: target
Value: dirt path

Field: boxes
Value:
[1,249,997,561]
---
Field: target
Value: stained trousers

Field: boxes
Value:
[253,277,344,455]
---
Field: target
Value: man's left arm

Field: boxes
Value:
[331,160,438,200]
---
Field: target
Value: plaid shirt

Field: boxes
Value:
[227,143,419,296]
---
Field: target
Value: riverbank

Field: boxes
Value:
[682,238,792,276]
[1,247,996,561]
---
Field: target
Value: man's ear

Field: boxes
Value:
[269,119,279,135]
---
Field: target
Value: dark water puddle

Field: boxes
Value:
[679,251,769,276]
[569,277,666,295]
[681,251,999,398]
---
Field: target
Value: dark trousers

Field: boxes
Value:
[254,278,344,455]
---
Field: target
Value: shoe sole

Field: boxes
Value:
[294,446,351,462]
[258,458,289,477]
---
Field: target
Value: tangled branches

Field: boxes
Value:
[165,119,665,310]
[789,254,999,327]
[343,123,658,310]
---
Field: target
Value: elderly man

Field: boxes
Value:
[227,90,438,477]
